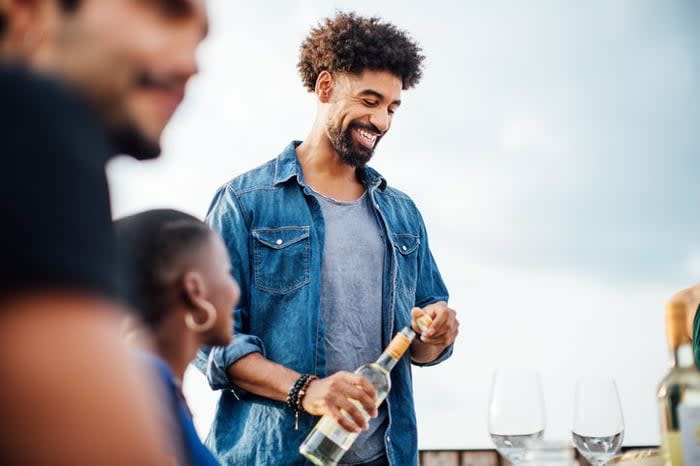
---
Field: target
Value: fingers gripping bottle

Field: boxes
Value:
[299,315,433,466]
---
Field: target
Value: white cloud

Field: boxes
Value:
[500,117,561,154]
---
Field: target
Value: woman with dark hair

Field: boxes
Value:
[115,209,239,466]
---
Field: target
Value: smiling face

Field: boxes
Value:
[324,69,403,167]
[37,0,209,159]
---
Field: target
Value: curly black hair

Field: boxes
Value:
[115,209,212,330]
[298,11,425,92]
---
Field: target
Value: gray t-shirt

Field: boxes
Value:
[312,189,387,465]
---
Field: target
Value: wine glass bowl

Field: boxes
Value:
[572,377,625,466]
[488,369,546,464]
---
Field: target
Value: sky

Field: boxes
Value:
[108,0,700,450]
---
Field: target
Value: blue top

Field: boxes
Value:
[140,352,220,466]
[194,141,452,466]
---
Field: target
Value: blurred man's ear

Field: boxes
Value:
[0,0,60,61]
[0,0,8,40]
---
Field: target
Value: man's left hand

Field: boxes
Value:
[411,301,459,348]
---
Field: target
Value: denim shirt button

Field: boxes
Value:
[401,245,407,251]
[276,239,283,245]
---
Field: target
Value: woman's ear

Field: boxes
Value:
[182,270,206,307]
[182,271,217,333]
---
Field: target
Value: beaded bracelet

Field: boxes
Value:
[287,374,318,430]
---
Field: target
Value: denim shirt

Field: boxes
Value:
[194,141,452,466]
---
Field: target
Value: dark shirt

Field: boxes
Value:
[0,64,119,299]
[139,352,221,466]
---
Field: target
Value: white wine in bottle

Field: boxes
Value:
[657,301,700,465]
[299,315,433,466]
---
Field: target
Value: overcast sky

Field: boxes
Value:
[109,0,700,449]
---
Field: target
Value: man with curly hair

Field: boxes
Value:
[196,12,459,466]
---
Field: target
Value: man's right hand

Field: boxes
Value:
[668,282,700,341]
[301,371,378,433]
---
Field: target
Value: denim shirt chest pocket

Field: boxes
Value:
[252,226,311,294]
[391,232,420,297]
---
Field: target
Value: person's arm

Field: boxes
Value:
[0,293,172,466]
[668,283,700,342]
[227,353,377,432]
[194,185,377,432]
[408,208,459,366]
[666,283,700,368]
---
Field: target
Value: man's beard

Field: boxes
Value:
[328,121,382,168]
[59,65,162,160]
[109,122,160,161]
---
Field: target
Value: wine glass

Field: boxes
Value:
[488,369,546,464]
[572,378,625,466]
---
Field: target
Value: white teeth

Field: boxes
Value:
[358,129,377,142]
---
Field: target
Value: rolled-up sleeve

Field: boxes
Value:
[192,184,264,392]
[194,334,265,391]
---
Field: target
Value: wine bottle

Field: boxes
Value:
[657,301,700,465]
[299,315,433,466]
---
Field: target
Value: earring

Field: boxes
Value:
[185,299,217,332]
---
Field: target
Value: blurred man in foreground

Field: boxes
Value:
[0,1,207,464]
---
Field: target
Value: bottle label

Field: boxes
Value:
[678,403,700,463]
[661,431,683,465]
[386,333,411,360]
[315,415,356,450]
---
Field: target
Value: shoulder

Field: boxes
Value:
[0,65,111,165]
[217,141,303,196]
[382,185,414,203]
[206,157,282,225]
[0,66,117,299]
[362,165,415,206]
[219,158,280,195]
[0,65,98,128]
[135,352,175,390]
[378,184,420,214]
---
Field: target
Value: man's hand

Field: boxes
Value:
[668,283,700,341]
[301,371,378,433]
[410,301,459,363]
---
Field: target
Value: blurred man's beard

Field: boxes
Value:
[328,122,381,168]
[46,45,162,160]
[109,122,160,160]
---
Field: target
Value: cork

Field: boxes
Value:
[416,314,433,334]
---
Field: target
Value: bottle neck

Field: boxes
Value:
[376,352,399,372]
[376,327,416,372]
[671,342,694,369]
